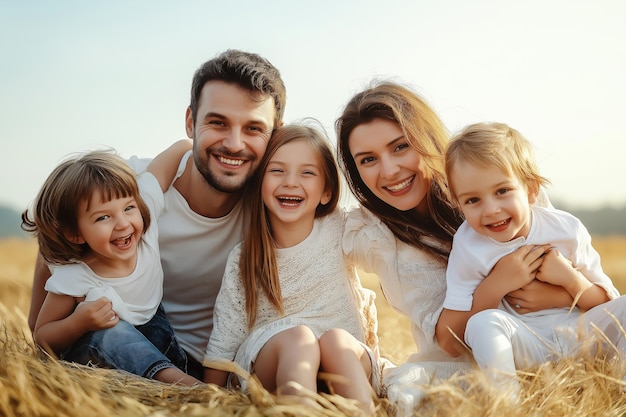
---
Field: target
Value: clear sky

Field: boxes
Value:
[2,0,625,212]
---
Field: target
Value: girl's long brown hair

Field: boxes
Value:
[240,123,340,328]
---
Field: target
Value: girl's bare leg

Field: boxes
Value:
[253,325,320,394]
[319,328,374,413]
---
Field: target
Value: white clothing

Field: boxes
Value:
[445,205,622,379]
[465,297,626,378]
[128,151,245,362]
[204,209,380,391]
[45,173,164,326]
[343,205,473,416]
[444,205,618,312]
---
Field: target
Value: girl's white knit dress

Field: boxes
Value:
[204,209,380,391]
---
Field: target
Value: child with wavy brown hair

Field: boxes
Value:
[22,149,200,386]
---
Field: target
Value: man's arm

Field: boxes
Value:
[28,252,51,332]
[204,367,229,386]
[147,139,193,192]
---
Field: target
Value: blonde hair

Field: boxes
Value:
[240,123,340,328]
[21,150,151,265]
[336,81,462,263]
[445,122,550,202]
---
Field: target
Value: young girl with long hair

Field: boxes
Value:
[203,124,380,412]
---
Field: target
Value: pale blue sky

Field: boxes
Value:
[2,0,625,211]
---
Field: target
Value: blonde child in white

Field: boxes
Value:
[202,124,380,412]
[443,122,626,392]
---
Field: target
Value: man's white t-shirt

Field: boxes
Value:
[128,151,245,362]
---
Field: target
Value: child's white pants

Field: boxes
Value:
[464,295,626,378]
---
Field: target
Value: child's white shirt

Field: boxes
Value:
[44,173,164,326]
[444,205,618,314]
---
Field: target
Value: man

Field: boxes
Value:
[29,49,287,379]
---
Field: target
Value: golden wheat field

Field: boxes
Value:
[2,236,626,416]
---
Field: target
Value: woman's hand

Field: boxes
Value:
[505,279,573,313]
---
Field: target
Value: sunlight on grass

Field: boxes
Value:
[2,237,626,416]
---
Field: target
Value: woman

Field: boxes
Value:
[336,81,571,416]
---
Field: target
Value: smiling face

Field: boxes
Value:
[450,161,538,242]
[187,80,276,193]
[261,139,331,244]
[348,118,430,214]
[73,190,144,275]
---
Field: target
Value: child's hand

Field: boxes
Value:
[492,244,550,293]
[73,296,119,331]
[535,247,609,310]
[535,248,575,286]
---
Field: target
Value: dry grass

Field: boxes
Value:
[2,237,626,416]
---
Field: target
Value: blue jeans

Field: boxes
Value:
[62,305,188,379]
[185,351,205,380]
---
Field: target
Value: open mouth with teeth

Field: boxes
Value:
[486,218,511,230]
[277,196,303,207]
[384,175,414,193]
[217,155,245,167]
[111,234,133,248]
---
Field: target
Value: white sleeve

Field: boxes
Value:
[45,265,93,297]
[343,205,398,278]
[203,245,249,364]
[443,235,485,311]
[137,172,164,219]
[571,220,619,299]
[126,155,152,175]
[536,187,554,209]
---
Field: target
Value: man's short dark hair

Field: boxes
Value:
[189,49,286,129]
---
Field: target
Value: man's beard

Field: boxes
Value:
[193,149,254,194]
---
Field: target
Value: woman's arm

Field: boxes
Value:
[504,279,574,313]
[147,139,192,192]
[436,244,550,357]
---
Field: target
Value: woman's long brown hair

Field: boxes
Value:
[336,81,463,263]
